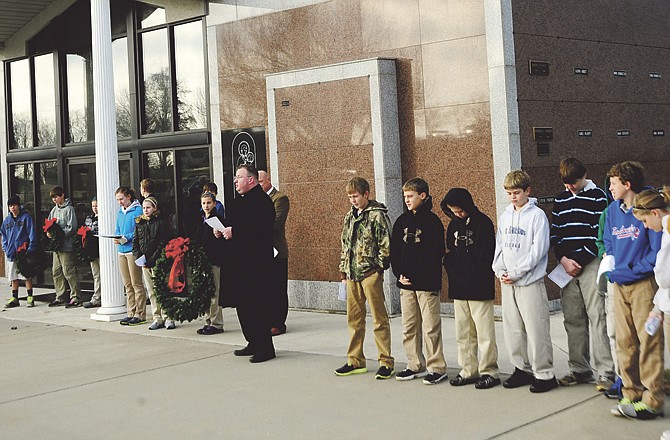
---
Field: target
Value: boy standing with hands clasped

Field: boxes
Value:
[336,177,395,380]
[391,178,448,385]
[1,196,37,308]
[492,170,558,393]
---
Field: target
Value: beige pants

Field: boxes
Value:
[604,281,618,374]
[143,267,169,322]
[454,299,499,379]
[614,277,664,410]
[204,265,223,329]
[53,251,81,301]
[90,259,101,303]
[400,289,446,375]
[118,253,146,319]
[346,271,394,369]
[501,280,555,380]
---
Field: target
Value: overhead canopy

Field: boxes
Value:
[0,0,52,49]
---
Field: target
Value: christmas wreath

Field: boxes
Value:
[74,226,98,263]
[41,218,64,252]
[15,242,43,279]
[152,237,215,322]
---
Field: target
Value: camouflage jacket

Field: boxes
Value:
[339,200,392,281]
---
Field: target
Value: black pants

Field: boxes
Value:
[269,258,289,331]
[237,293,274,355]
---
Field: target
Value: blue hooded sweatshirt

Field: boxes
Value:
[603,199,662,285]
[1,207,37,260]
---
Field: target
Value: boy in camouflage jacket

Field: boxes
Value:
[335,177,395,380]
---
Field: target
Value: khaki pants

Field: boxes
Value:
[53,251,81,301]
[400,289,446,375]
[143,267,168,322]
[454,299,499,379]
[605,281,618,374]
[346,271,394,368]
[204,265,223,329]
[502,280,555,380]
[118,253,146,319]
[561,258,614,377]
[614,277,664,410]
[90,258,101,303]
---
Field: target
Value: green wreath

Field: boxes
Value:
[41,218,64,252]
[74,226,98,264]
[15,242,43,279]
[152,238,215,322]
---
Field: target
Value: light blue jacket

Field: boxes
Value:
[115,200,142,254]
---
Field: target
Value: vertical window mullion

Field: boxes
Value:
[168,25,177,132]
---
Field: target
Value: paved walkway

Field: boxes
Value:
[1,286,668,439]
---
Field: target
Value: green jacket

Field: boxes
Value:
[339,200,392,281]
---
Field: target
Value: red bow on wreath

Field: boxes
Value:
[43,218,57,233]
[17,242,28,253]
[165,237,190,294]
[77,226,91,248]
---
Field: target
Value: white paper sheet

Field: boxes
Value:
[135,255,146,267]
[338,281,347,301]
[548,264,573,288]
[597,254,615,286]
[205,216,225,232]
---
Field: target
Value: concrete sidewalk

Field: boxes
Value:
[1,287,668,439]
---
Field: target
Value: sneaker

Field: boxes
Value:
[119,316,132,326]
[395,368,428,381]
[558,371,594,386]
[375,366,395,380]
[197,325,224,335]
[334,364,367,376]
[595,373,615,391]
[423,372,448,385]
[148,320,165,330]
[5,298,19,308]
[616,399,664,420]
[126,317,146,326]
[83,300,101,309]
[165,319,176,330]
[449,374,479,386]
[603,376,623,399]
[49,298,66,307]
[530,376,559,393]
[65,299,81,308]
[503,368,534,388]
[475,375,502,389]
[26,296,34,308]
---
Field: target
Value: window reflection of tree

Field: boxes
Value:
[11,114,32,149]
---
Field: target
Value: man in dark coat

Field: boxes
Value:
[218,164,276,363]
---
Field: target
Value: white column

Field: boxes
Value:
[484,0,522,219]
[89,0,126,321]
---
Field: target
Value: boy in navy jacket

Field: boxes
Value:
[1,196,36,307]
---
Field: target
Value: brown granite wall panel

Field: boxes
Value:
[418,0,485,45]
[274,78,374,281]
[360,0,421,53]
[422,36,489,108]
[306,0,363,66]
[511,0,670,47]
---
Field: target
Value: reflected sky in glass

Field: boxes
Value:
[34,54,57,146]
[67,51,94,142]
[141,28,171,133]
[112,37,131,138]
[174,21,206,130]
[10,59,32,148]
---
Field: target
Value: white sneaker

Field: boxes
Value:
[165,319,176,330]
[148,320,165,330]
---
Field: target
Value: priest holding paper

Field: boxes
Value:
[550,158,614,389]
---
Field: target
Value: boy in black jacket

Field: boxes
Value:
[441,188,500,389]
[391,178,447,385]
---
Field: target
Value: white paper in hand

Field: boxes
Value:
[205,216,225,232]
[135,255,146,267]
[548,264,573,288]
[338,281,347,301]
[597,255,615,286]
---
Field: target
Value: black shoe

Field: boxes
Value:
[197,325,224,335]
[249,352,276,363]
[475,375,501,389]
[334,364,368,376]
[450,374,479,386]
[234,345,255,356]
[65,299,81,308]
[5,298,20,308]
[48,298,66,307]
[423,372,448,385]
[503,368,534,388]
[530,376,559,393]
[119,316,132,326]
[126,317,146,326]
[375,366,395,380]
[83,301,101,309]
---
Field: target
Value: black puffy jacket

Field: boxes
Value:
[132,214,175,268]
